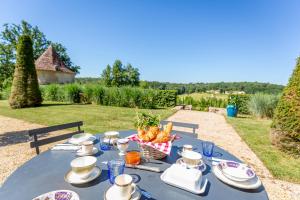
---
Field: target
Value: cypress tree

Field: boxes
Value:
[26,36,42,106]
[271,57,300,155]
[9,35,29,108]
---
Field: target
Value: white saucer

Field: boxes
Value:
[65,166,101,184]
[213,165,262,190]
[68,133,96,145]
[76,147,99,156]
[32,190,80,200]
[104,183,141,200]
[176,158,207,172]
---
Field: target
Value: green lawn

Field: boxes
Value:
[179,92,228,100]
[227,116,300,183]
[0,100,175,133]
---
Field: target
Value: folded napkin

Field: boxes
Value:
[51,145,80,151]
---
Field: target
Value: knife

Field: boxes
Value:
[125,164,162,173]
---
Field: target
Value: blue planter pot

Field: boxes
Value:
[227,105,238,117]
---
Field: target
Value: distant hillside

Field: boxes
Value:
[75,78,284,94]
[141,81,284,94]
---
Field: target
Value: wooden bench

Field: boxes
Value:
[28,121,84,155]
[160,120,199,137]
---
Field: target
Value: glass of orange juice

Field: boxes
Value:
[125,151,141,165]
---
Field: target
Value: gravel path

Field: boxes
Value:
[167,110,300,200]
[1,112,300,200]
[0,115,68,186]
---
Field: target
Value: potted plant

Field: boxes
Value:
[227,95,238,117]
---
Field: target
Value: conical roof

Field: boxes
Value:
[35,45,75,74]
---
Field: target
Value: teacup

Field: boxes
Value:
[183,144,193,152]
[70,156,97,179]
[113,174,136,200]
[81,141,94,154]
[181,150,202,167]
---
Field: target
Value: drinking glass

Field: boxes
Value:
[99,135,111,151]
[202,141,214,157]
[107,159,125,184]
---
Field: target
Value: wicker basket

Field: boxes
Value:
[139,144,167,160]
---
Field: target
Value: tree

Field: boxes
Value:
[111,60,123,87]
[25,36,42,107]
[101,64,112,86]
[9,35,30,108]
[0,20,80,88]
[271,57,300,155]
[124,63,140,86]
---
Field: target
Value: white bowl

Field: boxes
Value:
[70,156,97,179]
[218,161,256,182]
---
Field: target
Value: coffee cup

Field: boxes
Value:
[81,141,94,154]
[113,174,136,200]
[183,144,193,152]
[181,150,202,167]
[70,156,97,179]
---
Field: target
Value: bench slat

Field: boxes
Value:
[160,120,199,129]
[28,121,83,136]
[30,130,84,148]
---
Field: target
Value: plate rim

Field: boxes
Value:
[64,166,101,184]
[104,183,141,200]
[213,165,261,189]
[218,161,256,181]
[32,189,80,200]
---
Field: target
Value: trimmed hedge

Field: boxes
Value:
[41,84,177,109]
[228,94,250,114]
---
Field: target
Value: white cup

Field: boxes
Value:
[113,174,136,200]
[181,150,202,168]
[81,141,94,154]
[183,144,193,152]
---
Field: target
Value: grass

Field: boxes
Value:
[0,100,175,133]
[227,116,300,183]
[179,92,228,100]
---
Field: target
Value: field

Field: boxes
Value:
[0,101,175,133]
[179,92,228,100]
[227,116,300,183]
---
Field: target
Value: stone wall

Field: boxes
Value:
[37,70,75,84]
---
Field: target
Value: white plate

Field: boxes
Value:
[160,168,208,194]
[76,147,99,156]
[218,161,256,182]
[176,158,207,172]
[104,183,141,200]
[65,166,101,184]
[213,165,262,190]
[68,133,96,145]
[32,190,80,200]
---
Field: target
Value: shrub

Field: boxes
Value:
[178,96,227,111]
[93,85,105,105]
[64,84,82,103]
[9,35,30,108]
[248,93,279,118]
[81,85,94,104]
[228,94,250,114]
[43,84,65,101]
[271,57,300,156]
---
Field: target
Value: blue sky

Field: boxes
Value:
[1,0,300,85]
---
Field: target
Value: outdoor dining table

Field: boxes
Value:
[0,130,269,200]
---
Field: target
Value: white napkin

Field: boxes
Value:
[51,145,80,151]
